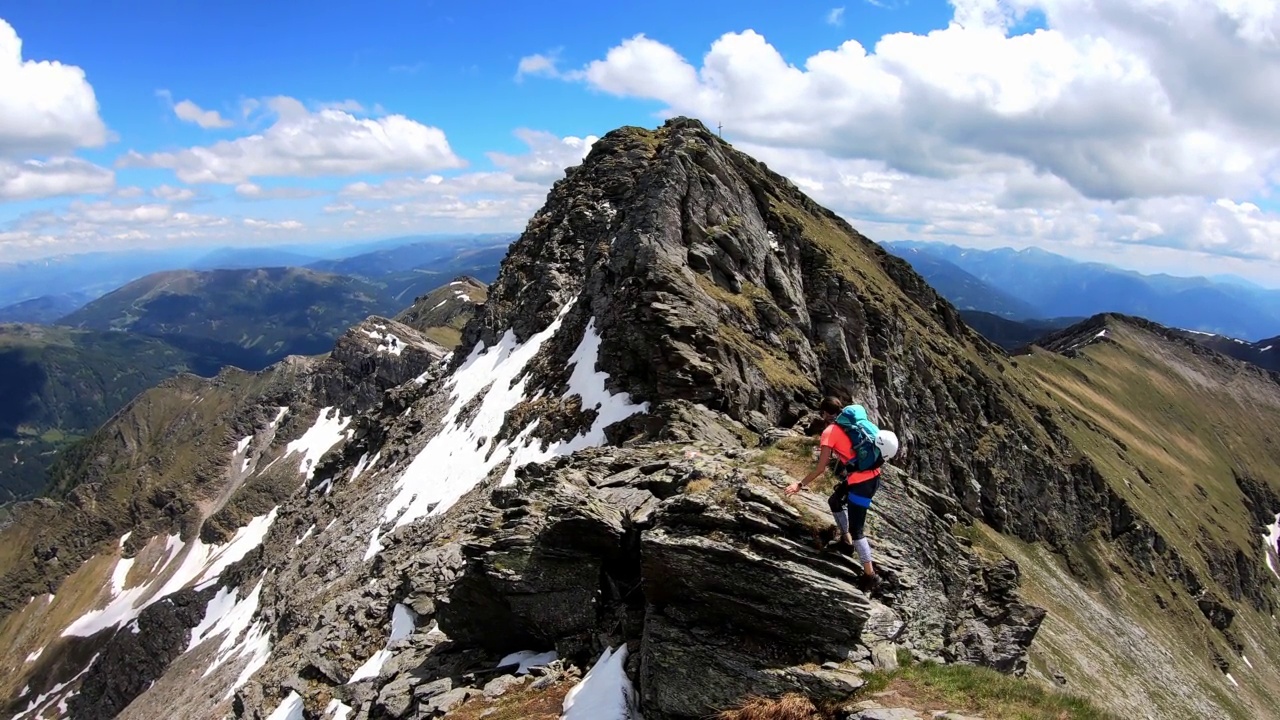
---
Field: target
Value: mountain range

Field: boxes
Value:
[0,118,1278,720]
[884,240,1280,341]
[0,234,513,318]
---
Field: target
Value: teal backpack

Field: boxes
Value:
[834,404,883,474]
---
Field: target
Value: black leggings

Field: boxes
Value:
[828,476,880,539]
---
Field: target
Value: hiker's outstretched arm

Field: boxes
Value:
[786,445,831,494]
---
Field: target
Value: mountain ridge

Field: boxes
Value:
[885,240,1280,340]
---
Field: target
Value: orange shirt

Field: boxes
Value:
[820,424,853,463]
[821,423,881,484]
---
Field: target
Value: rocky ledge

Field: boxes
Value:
[280,434,1044,720]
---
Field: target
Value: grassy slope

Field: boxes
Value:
[0,324,208,502]
[394,277,488,349]
[994,321,1280,719]
[59,267,396,370]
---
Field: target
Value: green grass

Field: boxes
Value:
[857,657,1121,720]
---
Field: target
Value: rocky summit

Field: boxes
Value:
[2,118,1279,720]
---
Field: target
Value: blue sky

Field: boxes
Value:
[2,0,1279,287]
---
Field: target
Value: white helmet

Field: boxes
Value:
[875,430,900,460]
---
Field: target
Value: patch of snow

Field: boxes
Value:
[413,370,431,385]
[285,407,351,480]
[349,451,378,483]
[499,649,558,675]
[119,531,132,547]
[454,290,469,301]
[24,646,43,663]
[325,699,354,720]
[363,527,384,561]
[767,229,779,250]
[295,524,316,545]
[1185,329,1217,336]
[430,298,448,310]
[382,303,648,530]
[266,690,304,720]
[1261,345,1273,352]
[1242,654,1254,669]
[110,556,135,596]
[1094,329,1108,339]
[271,407,289,427]
[324,518,338,532]
[1263,513,1280,579]
[375,332,405,356]
[236,435,252,454]
[361,328,383,340]
[561,645,640,720]
[348,604,417,683]
[11,653,98,720]
[62,507,278,638]
[313,477,334,496]
[189,576,273,699]
[1226,672,1239,687]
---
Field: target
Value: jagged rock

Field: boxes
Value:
[871,642,900,672]
[376,674,419,718]
[421,687,477,715]
[481,673,528,698]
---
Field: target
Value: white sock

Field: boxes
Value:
[854,538,873,565]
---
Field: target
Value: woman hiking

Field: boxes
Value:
[785,396,897,590]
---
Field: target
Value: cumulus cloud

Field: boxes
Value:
[522,0,1280,272]
[516,51,563,80]
[0,19,109,158]
[234,182,322,200]
[119,95,465,183]
[173,98,233,129]
[563,3,1280,203]
[486,129,597,183]
[0,157,114,201]
[151,184,197,202]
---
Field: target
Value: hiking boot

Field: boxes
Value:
[858,572,882,593]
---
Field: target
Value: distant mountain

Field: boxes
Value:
[0,293,93,323]
[890,248,1040,319]
[0,235,515,310]
[308,238,510,281]
[188,247,323,270]
[0,248,210,308]
[957,310,1081,351]
[1174,331,1280,373]
[0,324,209,502]
[58,267,432,371]
[883,240,1280,339]
[394,276,488,348]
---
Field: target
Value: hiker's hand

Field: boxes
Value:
[785,482,802,495]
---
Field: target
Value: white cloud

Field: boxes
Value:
[0,19,109,158]
[243,218,304,230]
[485,129,597,183]
[234,182,322,200]
[152,184,197,202]
[119,95,465,183]
[173,99,233,129]
[516,51,562,80]
[0,157,114,200]
[523,1,1280,275]
[827,7,846,25]
[565,3,1280,203]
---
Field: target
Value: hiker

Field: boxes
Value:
[785,396,899,587]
